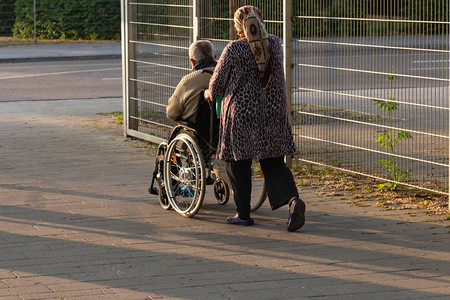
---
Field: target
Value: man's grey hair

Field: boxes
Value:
[189,40,214,64]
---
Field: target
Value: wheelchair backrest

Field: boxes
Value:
[194,80,219,150]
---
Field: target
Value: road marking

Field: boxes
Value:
[413,60,449,63]
[0,62,121,70]
[0,67,121,80]
[102,77,122,80]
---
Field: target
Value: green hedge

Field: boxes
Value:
[6,0,448,40]
[0,0,15,35]
[13,0,120,40]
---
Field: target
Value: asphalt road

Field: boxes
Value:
[0,59,122,102]
[1,49,446,133]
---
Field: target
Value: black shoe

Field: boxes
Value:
[286,198,305,232]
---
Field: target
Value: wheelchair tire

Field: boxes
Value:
[154,143,171,210]
[250,160,268,212]
[158,182,171,210]
[163,133,205,217]
[214,178,230,205]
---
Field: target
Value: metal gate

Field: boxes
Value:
[122,0,449,197]
[121,0,286,143]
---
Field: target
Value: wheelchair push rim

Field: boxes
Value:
[163,134,206,217]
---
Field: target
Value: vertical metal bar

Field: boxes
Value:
[128,2,138,131]
[284,0,292,167]
[448,0,450,208]
[121,0,128,137]
[33,0,36,44]
[191,0,199,43]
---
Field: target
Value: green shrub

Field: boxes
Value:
[0,0,16,35]
[13,0,120,40]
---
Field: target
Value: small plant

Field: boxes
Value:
[303,164,314,172]
[110,111,123,124]
[330,158,342,168]
[372,68,412,190]
[292,164,302,173]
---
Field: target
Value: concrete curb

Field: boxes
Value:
[0,54,121,64]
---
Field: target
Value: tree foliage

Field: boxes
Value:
[12,0,120,40]
[3,0,448,40]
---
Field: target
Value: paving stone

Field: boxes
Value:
[0,99,448,299]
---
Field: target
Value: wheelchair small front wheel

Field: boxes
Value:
[154,143,171,210]
[214,178,230,205]
[158,182,171,210]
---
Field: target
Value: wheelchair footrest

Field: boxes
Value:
[148,186,159,195]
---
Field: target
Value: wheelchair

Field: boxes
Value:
[149,80,267,217]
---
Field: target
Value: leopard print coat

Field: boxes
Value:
[209,34,296,161]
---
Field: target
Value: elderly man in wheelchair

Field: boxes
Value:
[148,40,231,217]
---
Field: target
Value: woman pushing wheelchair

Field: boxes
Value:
[204,5,306,231]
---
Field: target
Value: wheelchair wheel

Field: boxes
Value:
[154,143,171,210]
[158,183,171,210]
[163,133,205,217]
[250,160,267,212]
[214,178,230,205]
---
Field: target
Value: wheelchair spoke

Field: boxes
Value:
[163,133,206,217]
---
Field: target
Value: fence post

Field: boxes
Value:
[283,0,293,168]
[121,0,128,137]
[190,0,199,44]
[127,1,138,132]
[33,0,36,44]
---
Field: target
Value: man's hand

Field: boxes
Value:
[204,89,212,101]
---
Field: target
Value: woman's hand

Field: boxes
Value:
[204,89,212,101]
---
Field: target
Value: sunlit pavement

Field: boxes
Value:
[0,98,448,299]
[0,44,448,299]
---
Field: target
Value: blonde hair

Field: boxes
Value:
[188,40,214,64]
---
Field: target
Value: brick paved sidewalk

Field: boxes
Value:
[0,99,449,299]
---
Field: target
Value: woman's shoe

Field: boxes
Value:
[286,198,306,232]
[226,214,254,226]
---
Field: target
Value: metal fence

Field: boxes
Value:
[122,0,449,196]
[122,0,286,141]
[292,0,449,195]
[0,0,120,40]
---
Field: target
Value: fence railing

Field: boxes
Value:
[122,0,449,199]
[292,1,449,196]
